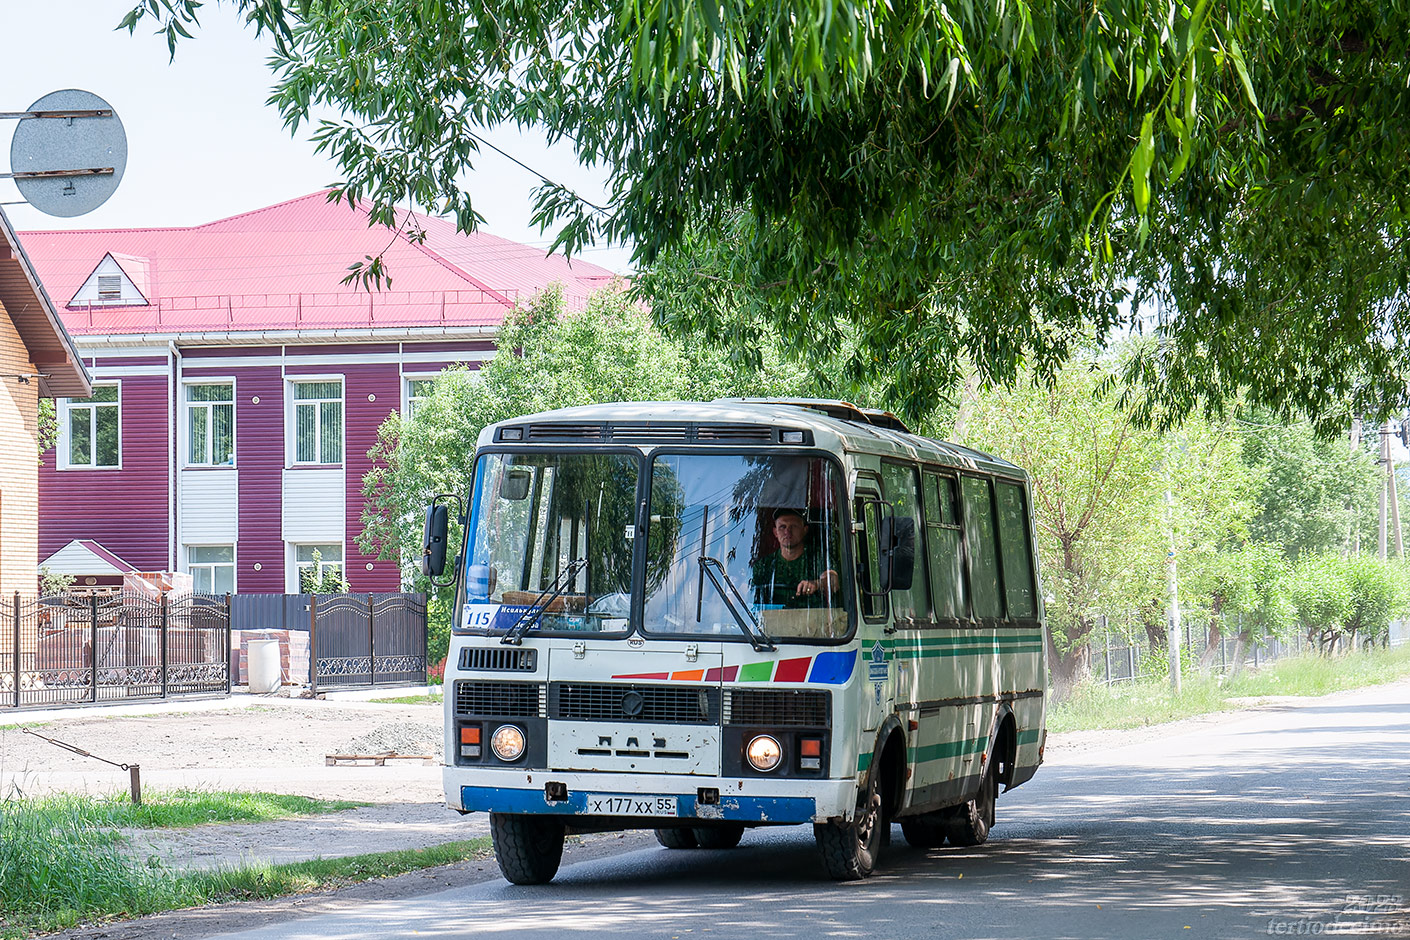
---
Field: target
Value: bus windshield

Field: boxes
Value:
[644,454,851,640]
[462,452,638,634]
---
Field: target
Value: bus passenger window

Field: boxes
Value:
[924,473,967,620]
[995,482,1036,618]
[961,476,1004,619]
[881,463,926,623]
[854,497,886,620]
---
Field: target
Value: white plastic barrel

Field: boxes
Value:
[247,639,282,693]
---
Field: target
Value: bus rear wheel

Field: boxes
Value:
[944,759,998,847]
[490,813,565,884]
[654,827,698,849]
[815,778,883,880]
[693,824,744,849]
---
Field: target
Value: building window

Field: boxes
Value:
[406,378,436,420]
[65,384,120,468]
[293,380,342,464]
[187,383,234,466]
[188,545,235,594]
[295,544,345,593]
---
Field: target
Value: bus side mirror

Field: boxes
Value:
[422,503,449,577]
[879,515,915,592]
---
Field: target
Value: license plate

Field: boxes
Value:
[584,794,678,816]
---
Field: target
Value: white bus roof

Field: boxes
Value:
[477,399,1024,478]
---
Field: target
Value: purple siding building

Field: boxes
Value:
[22,193,615,593]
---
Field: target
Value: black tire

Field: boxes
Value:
[945,758,998,847]
[654,827,699,849]
[692,824,744,849]
[490,813,565,884]
[900,814,948,849]
[814,774,883,880]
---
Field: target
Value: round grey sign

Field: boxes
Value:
[10,89,127,218]
[621,690,645,718]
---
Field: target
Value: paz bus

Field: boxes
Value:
[422,399,1047,883]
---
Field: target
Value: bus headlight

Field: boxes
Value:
[746,735,782,772]
[490,724,526,762]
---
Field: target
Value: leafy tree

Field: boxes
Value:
[1186,543,1294,676]
[124,0,1410,429]
[1341,555,1406,650]
[955,349,1252,697]
[298,549,348,594]
[1240,415,1382,558]
[1289,554,1355,655]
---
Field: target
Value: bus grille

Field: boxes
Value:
[726,689,830,727]
[551,683,720,724]
[454,680,544,717]
[459,647,538,672]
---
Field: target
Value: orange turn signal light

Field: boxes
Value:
[460,726,481,744]
[800,738,822,757]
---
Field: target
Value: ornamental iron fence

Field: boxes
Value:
[307,593,428,692]
[1,591,230,710]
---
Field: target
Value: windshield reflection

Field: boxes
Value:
[644,454,850,640]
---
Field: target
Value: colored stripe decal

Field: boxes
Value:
[773,657,811,683]
[856,752,873,773]
[703,666,739,682]
[671,669,704,682]
[1016,729,1041,745]
[611,672,670,680]
[737,661,774,683]
[807,650,858,684]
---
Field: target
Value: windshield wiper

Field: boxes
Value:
[501,558,588,646]
[698,556,776,652]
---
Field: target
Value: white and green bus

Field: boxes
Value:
[423,399,1047,884]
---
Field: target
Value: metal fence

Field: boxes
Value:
[1093,614,1308,685]
[0,591,230,710]
[1390,620,1410,648]
[309,593,427,692]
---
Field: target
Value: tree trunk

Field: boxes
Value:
[1049,641,1092,702]
[1229,630,1252,678]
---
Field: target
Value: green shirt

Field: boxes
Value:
[751,548,829,609]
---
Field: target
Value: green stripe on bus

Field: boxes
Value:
[1016,729,1041,745]
[908,735,989,764]
[856,752,873,772]
[884,634,1043,646]
[891,645,1044,659]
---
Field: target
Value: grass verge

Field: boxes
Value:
[0,790,490,939]
[1050,643,1410,733]
[367,693,443,705]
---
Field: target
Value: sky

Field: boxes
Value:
[2,1,632,272]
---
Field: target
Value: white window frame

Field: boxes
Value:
[289,542,345,593]
[403,373,439,421]
[58,381,122,470]
[185,544,236,595]
[287,376,344,467]
[182,378,237,468]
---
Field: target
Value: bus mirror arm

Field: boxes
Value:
[698,556,776,652]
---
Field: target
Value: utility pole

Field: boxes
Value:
[1380,421,1389,559]
[1379,420,1403,559]
[1351,419,1362,555]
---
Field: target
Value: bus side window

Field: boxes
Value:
[961,476,1004,619]
[924,472,967,619]
[881,462,926,623]
[995,481,1036,618]
[854,496,887,620]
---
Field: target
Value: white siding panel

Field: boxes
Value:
[181,469,238,542]
[282,468,345,541]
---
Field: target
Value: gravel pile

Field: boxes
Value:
[338,722,443,758]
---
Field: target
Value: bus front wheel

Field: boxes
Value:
[490,813,565,884]
[814,775,883,880]
[654,827,698,849]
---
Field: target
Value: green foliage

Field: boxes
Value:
[1239,415,1382,558]
[298,550,348,594]
[954,347,1254,693]
[1050,643,1410,733]
[38,565,75,596]
[120,0,1410,430]
[0,789,487,937]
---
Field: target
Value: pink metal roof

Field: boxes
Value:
[17,191,618,336]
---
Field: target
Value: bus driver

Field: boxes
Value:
[751,508,840,608]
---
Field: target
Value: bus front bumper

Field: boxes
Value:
[446,770,856,825]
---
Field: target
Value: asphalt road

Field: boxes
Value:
[177,681,1410,940]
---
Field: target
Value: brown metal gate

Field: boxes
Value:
[1,591,231,710]
[308,592,427,691]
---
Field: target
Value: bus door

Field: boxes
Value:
[853,482,892,734]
